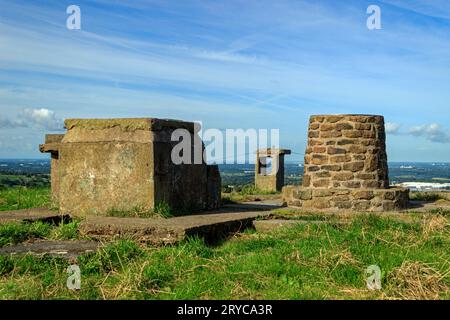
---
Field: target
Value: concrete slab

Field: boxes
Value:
[0,208,70,225]
[80,211,271,244]
[0,240,100,259]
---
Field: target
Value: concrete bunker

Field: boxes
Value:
[40,118,221,216]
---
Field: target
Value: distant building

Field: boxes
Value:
[397,182,450,192]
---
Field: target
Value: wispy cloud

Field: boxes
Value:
[385,122,402,135]
[0,0,450,160]
[0,115,26,129]
[409,123,450,143]
[20,108,64,131]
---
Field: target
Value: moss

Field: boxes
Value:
[64,118,196,133]
[64,119,153,132]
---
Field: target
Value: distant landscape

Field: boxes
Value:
[1,159,449,191]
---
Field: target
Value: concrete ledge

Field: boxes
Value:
[79,211,271,245]
[64,118,196,133]
[282,186,409,211]
[0,208,70,224]
[0,240,100,259]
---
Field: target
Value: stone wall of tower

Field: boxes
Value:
[303,115,389,189]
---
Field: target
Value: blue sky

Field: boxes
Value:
[0,0,449,162]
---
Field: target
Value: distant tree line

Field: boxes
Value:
[0,174,50,189]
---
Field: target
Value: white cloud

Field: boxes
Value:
[0,108,63,131]
[193,50,260,64]
[385,122,402,135]
[0,114,26,128]
[409,123,450,143]
[20,108,63,131]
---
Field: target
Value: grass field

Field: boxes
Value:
[0,187,449,300]
[0,187,50,211]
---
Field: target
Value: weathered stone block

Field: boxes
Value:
[307,165,320,172]
[353,190,375,200]
[326,116,344,123]
[343,130,362,138]
[353,154,366,161]
[313,146,327,153]
[342,181,361,188]
[354,123,372,130]
[313,189,333,197]
[315,171,331,178]
[328,147,346,155]
[343,161,365,172]
[311,154,329,165]
[298,189,313,200]
[353,201,371,210]
[330,155,352,163]
[42,118,221,216]
[322,164,342,171]
[336,123,353,130]
[282,186,409,212]
[334,172,354,181]
[313,179,331,188]
[348,145,366,154]
[337,139,355,145]
[309,139,324,146]
[320,131,342,138]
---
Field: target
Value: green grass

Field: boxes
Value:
[0,214,448,300]
[409,192,447,202]
[106,202,173,219]
[0,221,80,247]
[0,187,50,211]
[0,222,52,247]
[0,187,448,299]
[222,184,280,204]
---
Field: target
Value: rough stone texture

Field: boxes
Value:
[40,118,221,216]
[39,134,64,206]
[79,210,271,245]
[0,208,70,224]
[255,148,291,192]
[303,115,389,189]
[283,114,409,211]
[282,186,409,212]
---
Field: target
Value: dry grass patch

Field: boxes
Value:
[384,261,450,300]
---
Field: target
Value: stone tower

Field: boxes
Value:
[255,148,291,192]
[283,115,409,211]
